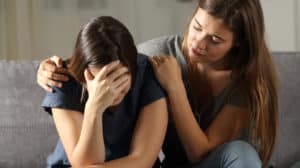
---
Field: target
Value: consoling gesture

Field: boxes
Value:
[38,0,278,168]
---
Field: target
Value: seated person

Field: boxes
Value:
[41,16,167,168]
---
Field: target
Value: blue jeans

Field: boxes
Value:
[192,140,261,168]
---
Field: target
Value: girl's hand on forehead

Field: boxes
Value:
[84,60,131,111]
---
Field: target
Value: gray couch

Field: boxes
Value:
[0,52,299,168]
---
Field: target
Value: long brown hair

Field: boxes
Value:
[68,16,137,84]
[182,0,278,167]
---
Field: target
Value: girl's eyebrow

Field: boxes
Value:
[194,18,201,27]
[194,18,225,42]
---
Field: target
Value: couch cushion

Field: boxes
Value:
[0,52,300,168]
[0,60,58,168]
[269,52,300,168]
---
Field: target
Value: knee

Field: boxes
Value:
[219,140,262,168]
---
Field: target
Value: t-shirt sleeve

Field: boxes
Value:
[137,36,170,57]
[139,63,166,108]
[41,77,85,115]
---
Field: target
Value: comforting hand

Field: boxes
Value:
[84,60,131,113]
[149,55,183,92]
[37,55,69,92]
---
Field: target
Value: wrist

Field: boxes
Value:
[85,100,107,116]
[165,79,185,93]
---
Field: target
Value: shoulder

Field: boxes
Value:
[41,75,85,114]
[134,53,156,84]
[50,75,82,98]
[130,54,166,108]
[137,35,182,57]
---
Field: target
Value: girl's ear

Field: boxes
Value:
[84,68,94,82]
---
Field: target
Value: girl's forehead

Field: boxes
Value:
[192,8,234,40]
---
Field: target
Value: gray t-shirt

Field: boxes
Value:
[138,35,246,167]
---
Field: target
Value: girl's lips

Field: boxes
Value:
[191,48,207,57]
[192,48,201,56]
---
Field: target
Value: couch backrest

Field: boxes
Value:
[0,60,58,168]
[270,52,300,168]
[0,53,299,168]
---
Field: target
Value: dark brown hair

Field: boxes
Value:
[182,0,278,167]
[68,16,137,84]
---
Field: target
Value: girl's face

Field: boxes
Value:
[89,65,132,106]
[186,8,234,68]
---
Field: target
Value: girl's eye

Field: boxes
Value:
[193,25,202,31]
[211,36,222,44]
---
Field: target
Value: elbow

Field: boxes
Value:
[129,152,157,168]
[68,147,105,167]
[69,158,83,168]
[186,145,210,164]
[69,157,86,168]
[187,152,205,164]
[70,160,104,168]
[69,154,104,168]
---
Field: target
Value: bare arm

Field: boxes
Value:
[149,56,248,163]
[52,107,105,167]
[51,61,131,167]
[82,98,168,168]
[167,83,247,163]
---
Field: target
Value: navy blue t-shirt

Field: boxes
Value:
[41,54,165,167]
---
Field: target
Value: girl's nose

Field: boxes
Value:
[195,33,207,50]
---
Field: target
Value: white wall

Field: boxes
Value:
[0,0,299,60]
[0,0,7,59]
[261,0,299,52]
[297,0,300,51]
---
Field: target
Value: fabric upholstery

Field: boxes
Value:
[0,52,299,167]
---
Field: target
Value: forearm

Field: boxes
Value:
[71,105,106,166]
[83,154,151,168]
[105,155,147,168]
[167,83,210,162]
[84,99,168,168]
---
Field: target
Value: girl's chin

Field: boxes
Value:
[188,53,202,62]
[187,49,208,63]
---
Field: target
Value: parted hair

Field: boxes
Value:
[68,16,137,84]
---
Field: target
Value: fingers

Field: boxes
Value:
[117,81,130,94]
[40,59,56,73]
[52,67,69,75]
[149,55,169,68]
[148,57,158,68]
[37,56,70,92]
[37,74,63,92]
[115,76,130,93]
[42,59,69,76]
[107,66,129,82]
[50,55,63,68]
[94,60,120,81]
[37,78,53,92]
[40,59,69,81]
[114,74,130,89]
[43,70,69,81]
[38,64,67,88]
